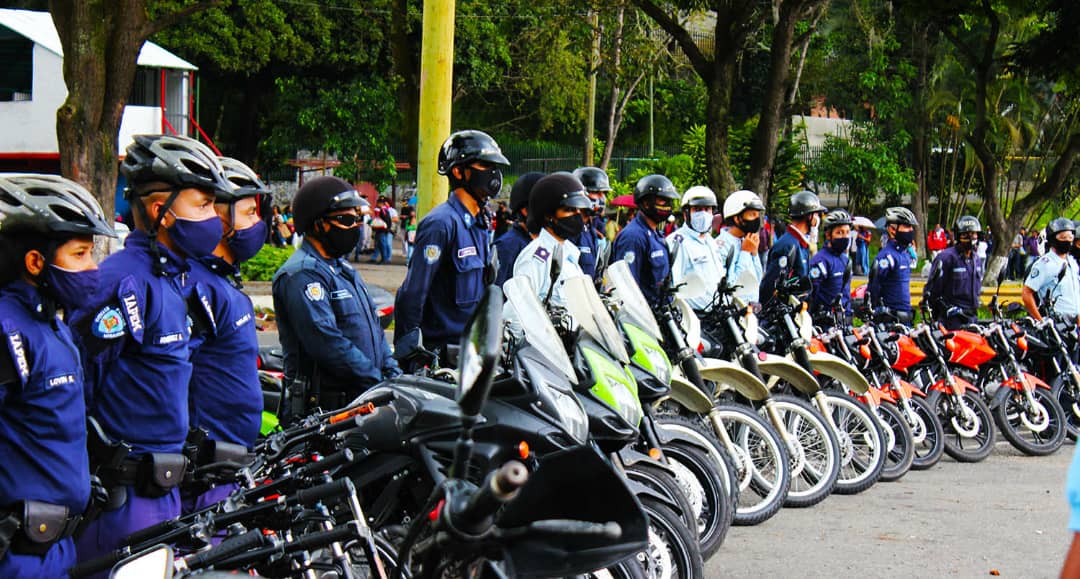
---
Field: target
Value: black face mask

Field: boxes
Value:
[463,167,503,202]
[737,216,762,234]
[641,200,673,223]
[551,213,584,240]
[1051,237,1072,256]
[895,229,916,247]
[317,222,362,258]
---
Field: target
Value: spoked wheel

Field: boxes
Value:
[661,439,733,560]
[1052,374,1080,441]
[634,498,705,579]
[931,390,995,463]
[875,401,915,481]
[760,395,840,508]
[712,403,790,526]
[819,392,885,495]
[652,411,740,507]
[993,386,1067,456]
[906,396,946,470]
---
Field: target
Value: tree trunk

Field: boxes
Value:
[705,60,737,195]
[390,0,419,169]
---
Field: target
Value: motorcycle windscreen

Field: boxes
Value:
[504,276,578,385]
[562,275,631,364]
[605,260,663,340]
[496,446,648,577]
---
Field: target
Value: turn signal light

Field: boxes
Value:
[1017,336,1028,352]
[518,441,530,459]
[859,344,871,359]
[648,448,663,460]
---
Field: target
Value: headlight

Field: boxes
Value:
[644,346,672,385]
[544,382,590,445]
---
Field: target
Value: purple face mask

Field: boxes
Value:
[227,220,267,263]
[43,264,100,311]
[168,211,223,258]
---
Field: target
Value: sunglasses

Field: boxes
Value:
[322,213,362,227]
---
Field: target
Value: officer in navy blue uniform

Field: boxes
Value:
[70,135,235,572]
[395,130,510,360]
[611,174,679,307]
[571,166,612,279]
[761,190,827,307]
[868,207,918,324]
[274,176,400,416]
[493,172,543,287]
[809,209,854,327]
[0,175,114,578]
[924,216,983,329]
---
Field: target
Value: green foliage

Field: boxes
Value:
[808,122,915,214]
[627,153,697,194]
[240,245,294,282]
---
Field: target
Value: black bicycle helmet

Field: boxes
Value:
[788,190,827,218]
[572,167,612,192]
[0,173,115,238]
[437,130,510,176]
[526,173,591,234]
[1047,217,1076,237]
[954,215,982,234]
[292,176,366,235]
[633,174,679,205]
[884,207,918,226]
[219,157,270,202]
[509,172,545,216]
[121,135,233,199]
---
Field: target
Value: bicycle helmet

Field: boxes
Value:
[884,207,917,226]
[121,135,233,199]
[0,173,115,238]
[821,209,852,232]
[219,157,270,202]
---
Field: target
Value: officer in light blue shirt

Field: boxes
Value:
[1023,218,1080,322]
[716,190,765,305]
[667,186,724,311]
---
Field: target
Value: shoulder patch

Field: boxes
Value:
[1028,266,1040,280]
[305,282,326,301]
[532,246,550,262]
[92,306,127,339]
[810,265,823,279]
[624,251,636,265]
[424,245,441,264]
[4,329,30,385]
[779,256,788,268]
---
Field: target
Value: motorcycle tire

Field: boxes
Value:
[661,437,733,560]
[908,396,946,470]
[760,395,840,508]
[1051,374,1080,441]
[635,497,706,579]
[993,386,1067,456]
[580,560,649,579]
[819,392,885,495]
[624,461,699,542]
[652,410,740,506]
[930,389,995,463]
[876,401,915,481]
[712,403,791,526]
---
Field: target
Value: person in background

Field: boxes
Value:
[1025,228,1042,275]
[571,166,612,279]
[493,172,544,287]
[369,195,393,264]
[400,202,417,260]
[928,224,947,260]
[1009,227,1026,280]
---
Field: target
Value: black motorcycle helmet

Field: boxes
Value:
[788,190,826,219]
[954,215,981,235]
[572,167,612,192]
[632,174,679,205]
[292,176,367,235]
[527,172,591,235]
[509,172,545,218]
[821,209,852,233]
[437,130,510,176]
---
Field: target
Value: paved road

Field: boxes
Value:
[707,441,1074,578]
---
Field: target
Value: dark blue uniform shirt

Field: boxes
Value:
[809,245,852,316]
[273,240,399,393]
[572,225,599,279]
[924,246,983,317]
[493,223,531,287]
[0,281,89,513]
[395,194,490,350]
[761,226,811,306]
[869,240,914,314]
[611,213,670,307]
[188,257,262,448]
[70,230,193,456]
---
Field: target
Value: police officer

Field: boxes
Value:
[666,186,724,311]
[924,215,984,329]
[273,176,400,415]
[71,135,234,568]
[809,209,854,326]
[867,207,918,324]
[0,175,114,577]
[395,130,510,358]
[761,190,827,306]
[182,158,269,512]
[1023,218,1080,323]
[512,173,592,305]
[716,190,766,306]
[612,174,679,307]
[493,171,544,287]
[572,166,612,278]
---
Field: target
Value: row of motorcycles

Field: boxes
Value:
[80,253,1080,579]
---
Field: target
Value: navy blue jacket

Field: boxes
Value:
[611,213,670,307]
[869,240,914,314]
[809,245,852,316]
[761,226,811,306]
[572,225,599,279]
[273,240,399,393]
[395,194,490,350]
[925,246,983,315]
[0,282,89,513]
[188,257,262,448]
[493,223,530,287]
[70,230,193,456]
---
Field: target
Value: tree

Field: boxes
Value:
[808,122,915,215]
[49,0,221,232]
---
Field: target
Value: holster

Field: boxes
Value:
[135,453,188,499]
[3,500,81,556]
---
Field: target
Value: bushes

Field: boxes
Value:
[241,245,294,282]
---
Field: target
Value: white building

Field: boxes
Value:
[0,8,207,174]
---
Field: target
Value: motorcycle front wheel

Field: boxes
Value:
[875,401,915,481]
[661,437,733,560]
[760,395,840,508]
[908,395,946,470]
[931,390,995,463]
[994,386,1067,456]
[820,392,885,495]
[1052,374,1080,441]
[712,403,791,526]
[634,497,706,579]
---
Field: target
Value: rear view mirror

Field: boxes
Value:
[457,285,505,419]
[111,545,173,579]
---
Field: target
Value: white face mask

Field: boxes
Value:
[689,211,713,234]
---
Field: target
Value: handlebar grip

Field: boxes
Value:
[296,449,355,477]
[345,406,401,453]
[456,461,528,529]
[883,334,901,344]
[325,413,366,436]
[183,529,266,571]
[289,521,362,552]
[69,547,130,578]
[291,478,355,507]
[529,520,623,539]
[123,519,184,551]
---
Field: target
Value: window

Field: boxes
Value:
[129,67,161,107]
[0,27,32,102]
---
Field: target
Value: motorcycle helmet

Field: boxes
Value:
[722,190,765,220]
[954,215,981,235]
[788,190,826,219]
[572,167,612,192]
[526,173,591,235]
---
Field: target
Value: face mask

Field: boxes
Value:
[551,213,584,240]
[810,225,820,243]
[894,229,915,247]
[318,222,362,258]
[227,220,267,263]
[168,211,223,258]
[43,264,100,311]
[464,167,503,202]
[1051,238,1072,256]
[828,237,850,254]
[642,201,673,223]
[737,216,762,234]
[689,211,713,233]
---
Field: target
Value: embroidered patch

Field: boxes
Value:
[330,289,352,300]
[120,292,143,335]
[533,246,550,262]
[233,313,252,328]
[779,256,788,268]
[46,374,76,388]
[624,251,636,265]
[305,282,326,301]
[1028,266,1039,280]
[579,246,592,254]
[7,331,29,384]
[155,332,184,345]
[650,249,665,258]
[877,258,890,269]
[458,246,478,259]
[810,266,822,279]
[92,306,126,339]
[424,245,442,264]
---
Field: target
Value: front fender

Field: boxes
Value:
[1023,372,1051,390]
[930,376,979,396]
[895,379,926,399]
[666,373,715,413]
[807,350,871,394]
[758,353,820,395]
[698,357,771,402]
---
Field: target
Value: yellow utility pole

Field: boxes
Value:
[416,0,456,219]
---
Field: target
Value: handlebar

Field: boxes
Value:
[181,529,267,571]
[213,521,364,570]
[454,461,528,530]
